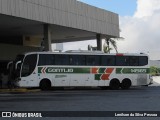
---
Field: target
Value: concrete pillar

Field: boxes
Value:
[43,24,52,51]
[96,34,102,51]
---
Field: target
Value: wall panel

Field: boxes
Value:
[0,0,119,37]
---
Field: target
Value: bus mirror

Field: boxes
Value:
[7,61,13,70]
[15,61,22,70]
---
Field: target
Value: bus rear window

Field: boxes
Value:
[139,56,148,66]
[129,56,139,66]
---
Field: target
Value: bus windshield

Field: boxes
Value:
[21,54,37,77]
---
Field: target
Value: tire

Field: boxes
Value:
[40,79,51,91]
[121,79,131,90]
[109,79,120,90]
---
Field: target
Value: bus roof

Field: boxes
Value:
[23,51,148,56]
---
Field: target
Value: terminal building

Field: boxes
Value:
[0,0,119,60]
[0,0,119,76]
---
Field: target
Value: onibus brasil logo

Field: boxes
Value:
[1,112,42,118]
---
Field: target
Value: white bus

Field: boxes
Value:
[13,51,152,90]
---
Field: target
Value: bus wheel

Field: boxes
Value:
[121,79,131,90]
[109,79,120,90]
[40,79,51,91]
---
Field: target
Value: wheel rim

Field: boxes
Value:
[110,79,120,90]
[121,79,131,89]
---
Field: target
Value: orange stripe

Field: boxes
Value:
[101,74,109,80]
[105,68,114,74]
[92,68,98,74]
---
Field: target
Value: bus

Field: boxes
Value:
[13,50,152,90]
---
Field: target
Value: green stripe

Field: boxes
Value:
[39,67,150,74]
[95,74,101,80]
[38,67,43,73]
[72,68,90,73]
[116,68,150,74]
[38,67,90,74]
[98,68,106,74]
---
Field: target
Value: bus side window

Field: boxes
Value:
[86,56,100,66]
[139,56,148,66]
[38,54,55,65]
[70,55,85,65]
[130,56,138,66]
[101,56,115,66]
[116,56,129,66]
[55,55,69,65]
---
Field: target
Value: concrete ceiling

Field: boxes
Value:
[0,14,97,43]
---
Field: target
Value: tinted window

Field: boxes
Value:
[86,56,100,66]
[101,56,115,66]
[38,54,55,66]
[116,56,129,66]
[130,56,139,66]
[21,54,37,77]
[139,56,148,66]
[55,55,69,65]
[70,55,85,65]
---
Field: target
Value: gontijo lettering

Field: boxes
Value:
[47,68,73,73]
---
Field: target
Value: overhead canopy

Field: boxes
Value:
[0,0,120,60]
[0,14,115,44]
[0,0,119,43]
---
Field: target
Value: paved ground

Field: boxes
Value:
[0,76,160,119]
[151,76,160,86]
[0,86,160,120]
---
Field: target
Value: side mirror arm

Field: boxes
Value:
[7,61,13,70]
[15,61,22,70]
